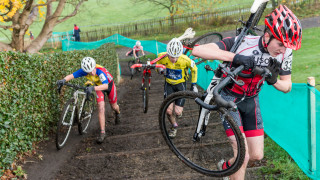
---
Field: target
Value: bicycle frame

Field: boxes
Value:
[193,0,270,140]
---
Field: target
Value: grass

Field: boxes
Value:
[259,136,311,179]
[291,27,320,86]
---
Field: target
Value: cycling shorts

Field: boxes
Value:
[164,81,187,107]
[220,90,264,137]
[96,81,117,104]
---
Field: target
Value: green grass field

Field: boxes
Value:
[292,27,320,85]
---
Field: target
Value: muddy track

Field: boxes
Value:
[23,61,260,180]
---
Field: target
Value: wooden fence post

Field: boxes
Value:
[307,77,316,175]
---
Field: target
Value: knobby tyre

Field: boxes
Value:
[128,60,136,77]
[158,91,245,177]
[143,74,149,113]
[184,32,223,57]
[56,98,76,150]
[247,1,268,35]
[78,94,95,135]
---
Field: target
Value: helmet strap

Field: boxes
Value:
[262,32,274,53]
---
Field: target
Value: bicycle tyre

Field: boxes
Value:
[78,94,95,135]
[184,32,223,56]
[143,75,149,113]
[56,98,76,150]
[128,60,136,77]
[247,1,268,34]
[158,91,245,177]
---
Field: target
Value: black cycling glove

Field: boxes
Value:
[265,58,281,85]
[233,54,256,70]
[85,86,95,95]
[56,79,66,86]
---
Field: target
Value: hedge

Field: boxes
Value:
[0,43,119,175]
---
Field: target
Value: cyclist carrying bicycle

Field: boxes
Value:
[157,38,198,138]
[126,40,145,62]
[57,57,121,144]
[192,5,302,180]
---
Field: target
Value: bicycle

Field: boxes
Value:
[56,83,95,150]
[159,63,271,177]
[158,0,270,177]
[131,59,166,113]
[128,55,146,77]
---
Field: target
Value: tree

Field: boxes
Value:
[0,0,85,53]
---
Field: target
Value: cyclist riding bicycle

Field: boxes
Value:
[157,38,198,138]
[57,57,121,144]
[126,40,146,62]
[192,5,302,180]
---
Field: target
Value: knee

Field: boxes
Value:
[97,103,105,112]
[111,103,118,110]
[249,152,264,161]
[166,109,173,116]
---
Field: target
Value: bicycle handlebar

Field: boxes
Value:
[131,63,166,70]
[195,65,271,110]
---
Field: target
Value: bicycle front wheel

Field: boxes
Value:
[158,91,245,177]
[78,94,95,135]
[142,75,149,113]
[128,60,136,77]
[184,32,223,57]
[56,98,76,150]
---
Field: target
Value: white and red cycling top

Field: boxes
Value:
[133,45,143,53]
[216,35,293,97]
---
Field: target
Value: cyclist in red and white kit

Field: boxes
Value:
[192,5,302,180]
[126,40,145,62]
[57,57,121,144]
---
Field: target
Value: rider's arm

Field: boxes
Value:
[192,43,235,62]
[187,59,198,83]
[64,74,75,82]
[94,84,108,91]
[273,74,292,93]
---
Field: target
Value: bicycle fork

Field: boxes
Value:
[193,76,220,141]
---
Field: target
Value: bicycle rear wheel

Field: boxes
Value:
[56,98,76,150]
[184,32,223,57]
[158,91,245,177]
[142,75,149,113]
[78,94,95,135]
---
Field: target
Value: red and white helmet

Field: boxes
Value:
[81,57,96,73]
[167,38,183,58]
[265,5,302,50]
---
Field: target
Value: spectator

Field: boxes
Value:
[73,24,81,42]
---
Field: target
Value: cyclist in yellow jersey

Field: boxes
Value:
[157,38,198,138]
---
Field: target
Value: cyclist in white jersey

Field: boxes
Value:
[192,5,302,180]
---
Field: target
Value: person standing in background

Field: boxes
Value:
[73,24,81,42]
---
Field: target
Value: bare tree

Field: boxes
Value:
[0,0,85,53]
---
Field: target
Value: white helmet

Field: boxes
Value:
[167,38,183,58]
[136,41,141,46]
[81,57,96,73]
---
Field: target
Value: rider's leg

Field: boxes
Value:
[97,100,106,131]
[247,135,264,165]
[110,102,120,114]
[166,103,177,126]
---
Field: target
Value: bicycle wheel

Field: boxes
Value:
[184,32,223,57]
[142,74,149,113]
[56,98,76,150]
[158,91,245,177]
[78,94,95,135]
[128,60,136,77]
[247,1,268,34]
